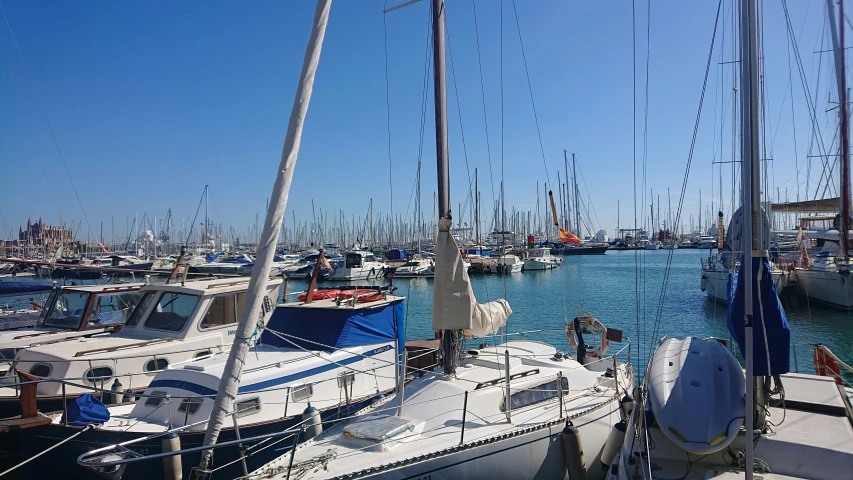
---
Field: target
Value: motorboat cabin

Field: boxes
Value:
[330,251,388,281]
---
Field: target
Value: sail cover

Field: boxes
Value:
[432,218,511,337]
[727,256,790,376]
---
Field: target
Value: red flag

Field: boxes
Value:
[559,229,580,244]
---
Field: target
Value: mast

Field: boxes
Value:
[572,153,580,236]
[196,0,331,474]
[431,0,457,375]
[475,168,480,252]
[204,184,209,250]
[740,0,761,476]
[828,0,850,262]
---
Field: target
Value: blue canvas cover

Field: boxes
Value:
[0,281,53,296]
[61,393,110,426]
[261,299,405,372]
[727,257,790,376]
[386,249,407,260]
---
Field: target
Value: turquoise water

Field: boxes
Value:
[286,249,853,376]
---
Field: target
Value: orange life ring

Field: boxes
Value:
[567,312,610,358]
[814,345,842,385]
[297,289,341,302]
[337,289,385,303]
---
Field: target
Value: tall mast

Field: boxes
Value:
[430,0,456,375]
[828,0,850,261]
[572,153,580,236]
[196,0,331,473]
[204,184,209,249]
[740,0,761,476]
[475,168,480,249]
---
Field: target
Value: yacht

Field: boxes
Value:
[697,235,718,249]
[329,251,388,281]
[0,283,144,367]
[522,247,561,270]
[39,287,404,480]
[0,277,282,417]
[791,230,853,309]
[392,257,435,278]
[644,240,662,250]
[189,254,254,275]
[494,253,523,273]
[236,254,300,277]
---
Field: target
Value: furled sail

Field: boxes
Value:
[432,218,511,338]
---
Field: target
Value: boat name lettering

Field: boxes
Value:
[228,329,236,335]
[372,345,392,355]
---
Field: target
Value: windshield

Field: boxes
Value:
[36,289,60,326]
[41,290,90,329]
[125,291,155,327]
[85,291,142,327]
[144,292,200,332]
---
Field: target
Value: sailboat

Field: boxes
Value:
[607,1,853,478]
[245,1,632,478]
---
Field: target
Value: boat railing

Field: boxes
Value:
[73,340,633,480]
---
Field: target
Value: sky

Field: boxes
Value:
[0,0,841,244]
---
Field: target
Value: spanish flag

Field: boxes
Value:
[559,228,580,244]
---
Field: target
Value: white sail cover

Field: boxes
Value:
[433,218,511,337]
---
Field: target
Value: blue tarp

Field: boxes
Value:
[61,393,110,426]
[261,298,405,373]
[205,249,227,263]
[0,281,53,296]
[386,249,408,260]
[727,257,790,376]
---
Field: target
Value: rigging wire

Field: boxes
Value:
[651,0,723,350]
[383,1,394,231]
[510,0,550,187]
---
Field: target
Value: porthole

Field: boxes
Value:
[178,397,203,414]
[145,391,167,407]
[145,358,168,372]
[291,384,313,402]
[235,397,261,418]
[195,351,212,360]
[84,367,114,384]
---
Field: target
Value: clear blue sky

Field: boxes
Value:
[0,0,837,243]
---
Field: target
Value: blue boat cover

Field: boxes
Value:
[386,249,407,260]
[61,393,110,426]
[0,281,53,296]
[205,249,227,263]
[261,299,405,369]
[727,257,790,376]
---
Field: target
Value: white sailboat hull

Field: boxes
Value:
[702,269,731,303]
[792,268,853,309]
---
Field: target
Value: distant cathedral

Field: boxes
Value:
[17,218,73,247]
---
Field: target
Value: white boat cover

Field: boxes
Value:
[432,218,511,337]
[647,337,745,455]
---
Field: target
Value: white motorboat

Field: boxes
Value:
[494,253,523,273]
[329,251,388,281]
[522,247,561,270]
[644,241,662,250]
[42,288,405,480]
[0,277,282,417]
[0,283,144,365]
[392,258,435,278]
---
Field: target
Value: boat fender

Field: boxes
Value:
[122,389,135,403]
[302,403,322,441]
[161,432,182,480]
[599,420,627,471]
[107,378,122,405]
[561,421,587,480]
[91,453,125,477]
[619,394,634,419]
[700,275,707,292]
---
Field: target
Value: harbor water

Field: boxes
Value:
[3,249,849,375]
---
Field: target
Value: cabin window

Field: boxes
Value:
[345,254,362,268]
[499,377,569,412]
[86,291,142,327]
[145,391,167,407]
[365,255,376,263]
[178,397,203,414]
[29,363,52,378]
[291,384,313,402]
[125,292,155,327]
[145,358,168,372]
[42,291,89,329]
[144,293,200,332]
[200,292,246,329]
[36,290,59,326]
[85,366,114,384]
[235,397,261,418]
